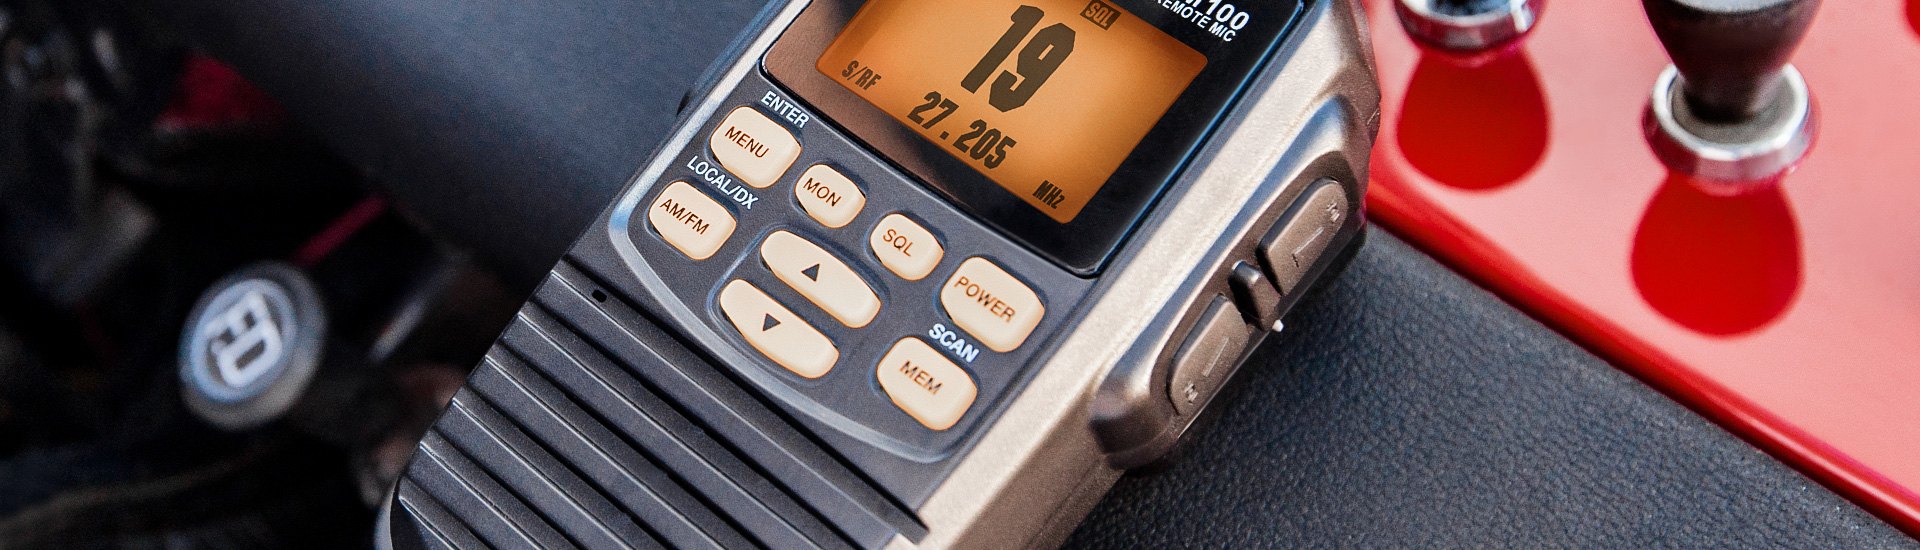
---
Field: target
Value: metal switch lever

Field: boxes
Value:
[1230,262,1285,332]
[1644,0,1820,123]
[1643,0,1820,185]
[1396,0,1546,52]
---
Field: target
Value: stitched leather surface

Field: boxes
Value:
[1068,232,1911,548]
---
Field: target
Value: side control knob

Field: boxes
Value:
[1396,0,1546,52]
[1643,0,1820,185]
[1229,261,1285,332]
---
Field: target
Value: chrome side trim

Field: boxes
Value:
[901,0,1380,547]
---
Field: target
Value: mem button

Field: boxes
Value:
[940,257,1044,353]
[876,338,977,431]
[709,106,801,189]
[646,181,736,261]
[718,280,838,379]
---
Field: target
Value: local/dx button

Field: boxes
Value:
[940,258,1044,353]
[761,231,881,328]
[718,280,837,379]
[646,181,736,261]
[876,338,977,431]
[709,106,800,189]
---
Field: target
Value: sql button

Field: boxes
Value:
[868,214,944,281]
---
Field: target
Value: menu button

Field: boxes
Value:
[708,106,801,189]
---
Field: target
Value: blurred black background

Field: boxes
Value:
[0,0,524,545]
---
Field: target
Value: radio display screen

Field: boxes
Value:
[815,0,1207,223]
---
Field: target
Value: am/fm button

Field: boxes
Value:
[646,181,736,261]
[940,257,1044,353]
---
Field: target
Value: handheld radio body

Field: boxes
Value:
[385,0,1378,547]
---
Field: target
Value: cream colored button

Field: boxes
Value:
[761,231,881,328]
[875,338,977,431]
[718,280,837,379]
[868,214,944,281]
[646,181,737,261]
[793,165,866,229]
[940,257,1044,353]
[708,107,800,189]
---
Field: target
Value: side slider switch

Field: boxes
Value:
[1229,261,1285,332]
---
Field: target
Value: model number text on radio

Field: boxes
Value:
[1156,0,1255,42]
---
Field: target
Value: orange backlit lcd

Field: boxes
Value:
[818,0,1207,222]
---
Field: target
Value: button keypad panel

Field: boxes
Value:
[621,80,1090,455]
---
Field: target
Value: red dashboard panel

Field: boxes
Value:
[1362,0,1920,533]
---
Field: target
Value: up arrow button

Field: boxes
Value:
[760,231,881,328]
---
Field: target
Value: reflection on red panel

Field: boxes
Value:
[157,55,287,131]
[1910,0,1920,38]
[1398,53,1549,191]
[1363,0,1920,535]
[1631,176,1802,337]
